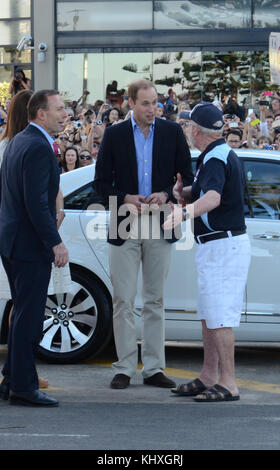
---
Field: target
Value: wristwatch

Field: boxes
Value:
[182,207,189,221]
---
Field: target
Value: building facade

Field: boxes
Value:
[1,0,280,108]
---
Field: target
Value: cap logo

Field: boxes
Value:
[213,120,223,128]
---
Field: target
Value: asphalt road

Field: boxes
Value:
[0,343,280,452]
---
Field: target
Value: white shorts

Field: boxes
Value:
[195,233,251,329]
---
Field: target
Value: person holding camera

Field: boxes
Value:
[8,68,31,96]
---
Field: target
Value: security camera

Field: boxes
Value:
[16,34,33,52]
[38,43,48,52]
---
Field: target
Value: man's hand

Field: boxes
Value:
[124,194,148,214]
[53,242,69,268]
[162,203,184,230]
[173,173,184,203]
[146,192,168,206]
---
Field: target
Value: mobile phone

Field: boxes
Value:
[259,100,269,106]
[228,122,238,128]
[264,91,274,96]
[248,108,253,115]
[249,118,260,126]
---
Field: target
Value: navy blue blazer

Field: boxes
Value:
[0,124,62,262]
[94,117,194,245]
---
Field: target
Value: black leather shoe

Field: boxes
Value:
[10,390,59,407]
[144,372,176,388]
[0,377,10,401]
[110,374,130,389]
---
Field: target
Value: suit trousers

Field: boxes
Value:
[109,214,172,378]
[1,256,52,392]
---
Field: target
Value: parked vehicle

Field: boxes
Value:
[0,149,279,363]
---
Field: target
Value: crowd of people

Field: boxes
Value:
[1,80,280,177]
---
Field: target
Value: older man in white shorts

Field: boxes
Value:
[165,102,251,402]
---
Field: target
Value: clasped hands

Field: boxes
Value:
[124,191,168,216]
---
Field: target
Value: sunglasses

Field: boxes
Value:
[60,137,68,142]
[80,155,92,160]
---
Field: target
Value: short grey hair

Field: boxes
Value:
[193,121,224,137]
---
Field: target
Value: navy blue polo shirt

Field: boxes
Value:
[191,138,246,237]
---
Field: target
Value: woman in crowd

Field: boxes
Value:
[8,68,31,96]
[104,107,122,126]
[79,149,93,167]
[61,146,80,173]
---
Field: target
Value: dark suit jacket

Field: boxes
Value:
[94,117,193,245]
[0,124,62,262]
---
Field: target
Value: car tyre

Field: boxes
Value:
[37,266,113,364]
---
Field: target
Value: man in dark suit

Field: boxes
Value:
[0,90,69,406]
[94,79,193,389]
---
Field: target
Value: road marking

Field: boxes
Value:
[0,433,89,438]
[87,359,280,395]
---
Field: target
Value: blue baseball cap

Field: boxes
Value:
[157,102,164,108]
[180,102,224,130]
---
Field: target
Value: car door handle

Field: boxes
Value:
[253,233,280,240]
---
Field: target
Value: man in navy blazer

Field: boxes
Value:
[94,79,193,390]
[0,90,68,406]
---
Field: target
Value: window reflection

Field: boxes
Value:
[0,20,30,44]
[153,51,202,103]
[202,51,252,106]
[57,1,153,31]
[57,49,274,110]
[154,1,251,29]
[0,65,31,84]
[253,0,280,28]
[0,47,30,65]
[0,0,30,19]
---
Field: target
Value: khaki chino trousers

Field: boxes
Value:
[109,214,172,378]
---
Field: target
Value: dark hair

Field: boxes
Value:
[27,89,60,121]
[1,89,33,141]
[224,129,242,140]
[61,146,80,172]
[103,107,122,125]
[128,79,157,103]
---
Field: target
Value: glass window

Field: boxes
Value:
[0,46,30,65]
[0,65,31,85]
[202,51,251,110]
[64,184,109,211]
[57,49,275,112]
[0,0,30,19]
[153,51,202,103]
[104,52,152,99]
[253,0,280,28]
[244,160,280,219]
[57,1,153,31]
[154,0,251,29]
[0,19,30,45]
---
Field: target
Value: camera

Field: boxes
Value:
[38,42,48,52]
[274,127,280,134]
[17,34,33,52]
[14,72,22,81]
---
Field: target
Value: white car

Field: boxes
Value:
[0,149,279,363]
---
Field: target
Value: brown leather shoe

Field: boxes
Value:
[144,372,176,388]
[110,374,130,389]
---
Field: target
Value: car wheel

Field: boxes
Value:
[37,266,113,364]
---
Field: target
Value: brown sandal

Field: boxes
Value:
[193,384,240,402]
[171,378,207,396]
